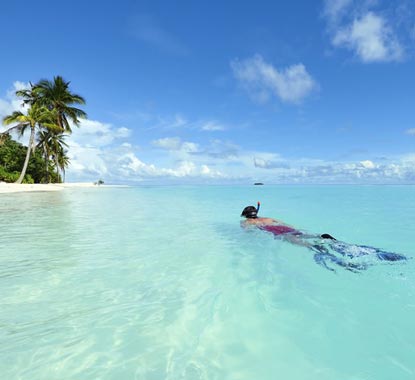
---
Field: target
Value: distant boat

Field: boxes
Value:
[254,182,264,185]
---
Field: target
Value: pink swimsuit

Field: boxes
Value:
[260,225,302,236]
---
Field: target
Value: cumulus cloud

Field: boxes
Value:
[65,119,132,180]
[250,154,415,184]
[117,152,158,176]
[66,138,415,183]
[332,12,403,62]
[67,143,109,178]
[69,119,132,148]
[231,55,317,104]
[359,159,375,169]
[60,134,415,184]
[116,152,224,179]
[323,1,407,63]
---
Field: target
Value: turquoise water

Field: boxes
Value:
[1,185,414,379]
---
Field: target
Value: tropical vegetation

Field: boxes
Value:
[0,76,86,183]
[0,134,59,183]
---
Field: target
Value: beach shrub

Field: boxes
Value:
[23,174,34,184]
[0,134,25,172]
[0,134,54,183]
[0,166,35,183]
[0,166,20,182]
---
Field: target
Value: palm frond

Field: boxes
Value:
[2,111,25,125]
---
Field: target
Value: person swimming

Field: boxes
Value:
[241,202,407,272]
[241,203,303,235]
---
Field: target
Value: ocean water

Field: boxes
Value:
[0,185,414,380]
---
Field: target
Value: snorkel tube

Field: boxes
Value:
[256,201,260,214]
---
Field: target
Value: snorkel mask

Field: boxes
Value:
[241,201,261,219]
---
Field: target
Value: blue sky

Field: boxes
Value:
[1,0,415,184]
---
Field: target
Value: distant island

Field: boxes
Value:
[254,182,264,185]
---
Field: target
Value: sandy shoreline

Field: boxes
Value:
[0,182,127,194]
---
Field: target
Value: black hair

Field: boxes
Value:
[241,206,258,219]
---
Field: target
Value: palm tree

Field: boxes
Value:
[37,130,69,182]
[33,76,87,133]
[2,105,60,184]
[15,82,39,107]
[36,130,53,183]
[56,146,70,183]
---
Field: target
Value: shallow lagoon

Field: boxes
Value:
[1,185,414,379]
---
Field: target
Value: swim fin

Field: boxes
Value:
[321,233,336,240]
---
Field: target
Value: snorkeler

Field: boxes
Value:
[241,202,407,272]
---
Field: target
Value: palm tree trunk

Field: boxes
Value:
[54,157,60,183]
[15,126,35,184]
[43,146,50,183]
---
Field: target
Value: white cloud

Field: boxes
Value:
[152,137,199,153]
[69,119,132,148]
[323,0,353,23]
[0,82,29,127]
[201,121,225,131]
[249,154,415,184]
[152,137,181,150]
[165,161,196,177]
[0,82,32,144]
[333,12,403,62]
[406,128,415,135]
[67,143,108,177]
[65,119,132,180]
[116,127,131,138]
[360,159,375,169]
[55,132,415,184]
[116,152,224,179]
[168,161,223,178]
[254,156,290,169]
[201,165,212,175]
[231,55,317,104]
[117,152,158,176]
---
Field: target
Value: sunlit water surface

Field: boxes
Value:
[1,185,414,379]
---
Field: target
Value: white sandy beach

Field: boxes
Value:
[0,182,124,194]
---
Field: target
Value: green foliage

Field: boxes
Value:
[0,134,58,183]
[0,166,20,182]
[30,76,87,133]
[0,134,25,172]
